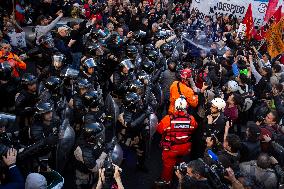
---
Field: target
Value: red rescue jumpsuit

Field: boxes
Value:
[157,111,198,182]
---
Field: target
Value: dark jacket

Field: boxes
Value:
[0,165,25,189]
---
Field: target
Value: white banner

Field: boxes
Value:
[190,0,272,26]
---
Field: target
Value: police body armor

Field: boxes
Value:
[118,109,147,146]
[161,114,194,150]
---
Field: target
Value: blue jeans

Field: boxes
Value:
[71,52,82,70]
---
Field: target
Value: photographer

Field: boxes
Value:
[95,164,124,189]
[175,159,212,189]
[0,148,24,189]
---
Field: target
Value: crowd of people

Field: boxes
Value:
[0,0,284,188]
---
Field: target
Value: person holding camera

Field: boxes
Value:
[95,164,124,189]
[0,148,24,189]
[175,159,212,189]
[156,96,198,184]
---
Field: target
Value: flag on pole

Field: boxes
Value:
[254,5,282,40]
[264,0,279,23]
[266,17,284,59]
[242,4,255,40]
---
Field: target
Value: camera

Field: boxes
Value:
[174,162,188,175]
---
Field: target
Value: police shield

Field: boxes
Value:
[104,93,119,124]
[149,113,158,138]
[152,83,163,106]
[111,143,123,166]
[56,119,75,173]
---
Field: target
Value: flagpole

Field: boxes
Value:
[12,0,15,20]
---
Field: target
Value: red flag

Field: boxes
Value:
[243,4,255,40]
[264,0,279,23]
[254,6,282,40]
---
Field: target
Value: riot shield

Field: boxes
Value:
[111,143,123,166]
[149,113,158,139]
[56,119,75,173]
[145,113,158,157]
[104,93,119,125]
[152,83,163,107]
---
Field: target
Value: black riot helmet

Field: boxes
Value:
[39,35,55,48]
[160,43,174,55]
[142,59,155,74]
[126,45,138,60]
[147,50,159,62]
[137,70,150,84]
[84,89,102,108]
[123,92,141,110]
[44,76,62,92]
[82,122,105,145]
[35,102,53,115]
[52,53,66,69]
[86,44,101,56]
[144,44,155,54]
[21,73,37,87]
[0,62,12,80]
[76,78,91,94]
[128,79,144,95]
[119,59,135,74]
[90,29,107,40]
[82,58,97,74]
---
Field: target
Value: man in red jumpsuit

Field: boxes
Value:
[156,96,198,184]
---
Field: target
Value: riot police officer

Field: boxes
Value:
[40,76,66,118]
[30,102,60,171]
[80,58,100,89]
[39,53,66,80]
[69,78,91,133]
[73,122,107,189]
[15,73,38,145]
[27,35,59,74]
[117,92,152,172]
[112,59,135,99]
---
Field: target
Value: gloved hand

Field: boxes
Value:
[44,134,58,146]
[145,106,153,116]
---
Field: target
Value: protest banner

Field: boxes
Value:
[190,0,283,26]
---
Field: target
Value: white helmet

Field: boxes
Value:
[175,96,187,111]
[211,98,226,111]
[227,80,239,92]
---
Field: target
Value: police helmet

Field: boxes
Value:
[147,50,159,62]
[83,122,105,145]
[21,73,37,86]
[126,45,138,59]
[35,102,53,115]
[52,53,66,68]
[142,60,155,74]
[45,76,62,92]
[0,62,12,80]
[144,44,155,54]
[84,89,102,108]
[76,78,91,91]
[128,79,144,95]
[123,92,141,110]
[82,58,97,71]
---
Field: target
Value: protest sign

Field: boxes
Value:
[190,0,274,26]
